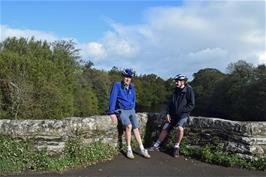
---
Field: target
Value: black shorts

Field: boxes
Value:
[162,115,188,131]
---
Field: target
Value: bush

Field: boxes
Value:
[178,139,266,171]
[0,136,117,174]
[0,38,78,119]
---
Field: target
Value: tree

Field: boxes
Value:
[79,67,111,114]
[137,74,168,107]
[191,68,225,116]
[225,61,255,120]
[191,61,265,121]
[73,77,99,116]
[108,66,122,84]
[241,64,266,121]
[0,37,78,119]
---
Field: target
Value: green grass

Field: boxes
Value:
[0,136,117,175]
[170,137,266,171]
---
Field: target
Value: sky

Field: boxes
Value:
[1,0,265,80]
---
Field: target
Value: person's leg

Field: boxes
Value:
[129,110,142,146]
[125,124,132,149]
[158,129,169,142]
[174,126,184,148]
[130,110,150,158]
[132,128,142,147]
[173,116,187,157]
[151,129,168,149]
[119,110,134,159]
[148,122,174,151]
[125,124,135,159]
[129,110,144,147]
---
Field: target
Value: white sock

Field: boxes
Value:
[154,140,161,148]
[174,143,180,148]
[127,145,132,152]
[139,144,145,151]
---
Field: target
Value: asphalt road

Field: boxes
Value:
[6,151,266,177]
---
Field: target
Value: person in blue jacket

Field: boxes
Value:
[109,68,150,159]
[148,74,195,158]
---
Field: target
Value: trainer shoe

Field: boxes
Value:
[141,149,151,158]
[173,147,180,158]
[148,146,160,151]
[127,150,134,159]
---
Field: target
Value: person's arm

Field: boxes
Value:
[109,83,118,115]
[166,114,171,123]
[166,96,172,122]
[182,87,195,113]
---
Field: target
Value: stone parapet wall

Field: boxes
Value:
[187,117,266,157]
[0,114,148,154]
[0,113,265,158]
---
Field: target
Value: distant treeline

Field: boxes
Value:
[0,37,265,121]
[0,37,170,119]
[191,61,266,121]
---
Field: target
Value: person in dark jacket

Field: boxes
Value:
[109,68,150,159]
[148,74,195,157]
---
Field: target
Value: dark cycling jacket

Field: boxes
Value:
[167,84,195,118]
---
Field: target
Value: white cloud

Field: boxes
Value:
[103,31,140,58]
[79,42,106,59]
[1,1,265,79]
[258,52,266,64]
[0,24,76,43]
[0,24,59,42]
[87,1,265,79]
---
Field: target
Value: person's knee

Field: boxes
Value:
[126,124,132,130]
[177,126,184,132]
[131,117,139,130]
[133,127,139,131]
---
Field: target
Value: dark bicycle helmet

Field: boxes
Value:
[122,68,134,77]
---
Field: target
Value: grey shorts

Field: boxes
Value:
[116,109,139,129]
[162,115,188,131]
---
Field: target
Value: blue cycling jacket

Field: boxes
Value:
[109,81,136,114]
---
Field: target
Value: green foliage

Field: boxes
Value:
[89,69,111,114]
[108,66,122,84]
[191,68,225,116]
[136,74,170,107]
[0,37,78,119]
[252,156,266,171]
[201,146,213,163]
[66,138,116,164]
[0,37,172,119]
[191,61,266,121]
[160,135,266,171]
[178,140,266,171]
[78,66,111,115]
[73,72,99,116]
[0,136,117,174]
[1,37,265,121]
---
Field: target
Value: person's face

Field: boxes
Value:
[123,76,132,86]
[175,80,185,88]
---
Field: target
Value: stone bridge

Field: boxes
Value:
[0,113,265,159]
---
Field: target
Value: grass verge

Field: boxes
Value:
[0,136,117,175]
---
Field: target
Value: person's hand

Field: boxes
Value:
[110,114,118,124]
[166,114,171,123]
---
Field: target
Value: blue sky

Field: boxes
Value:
[2,0,183,42]
[1,0,265,79]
